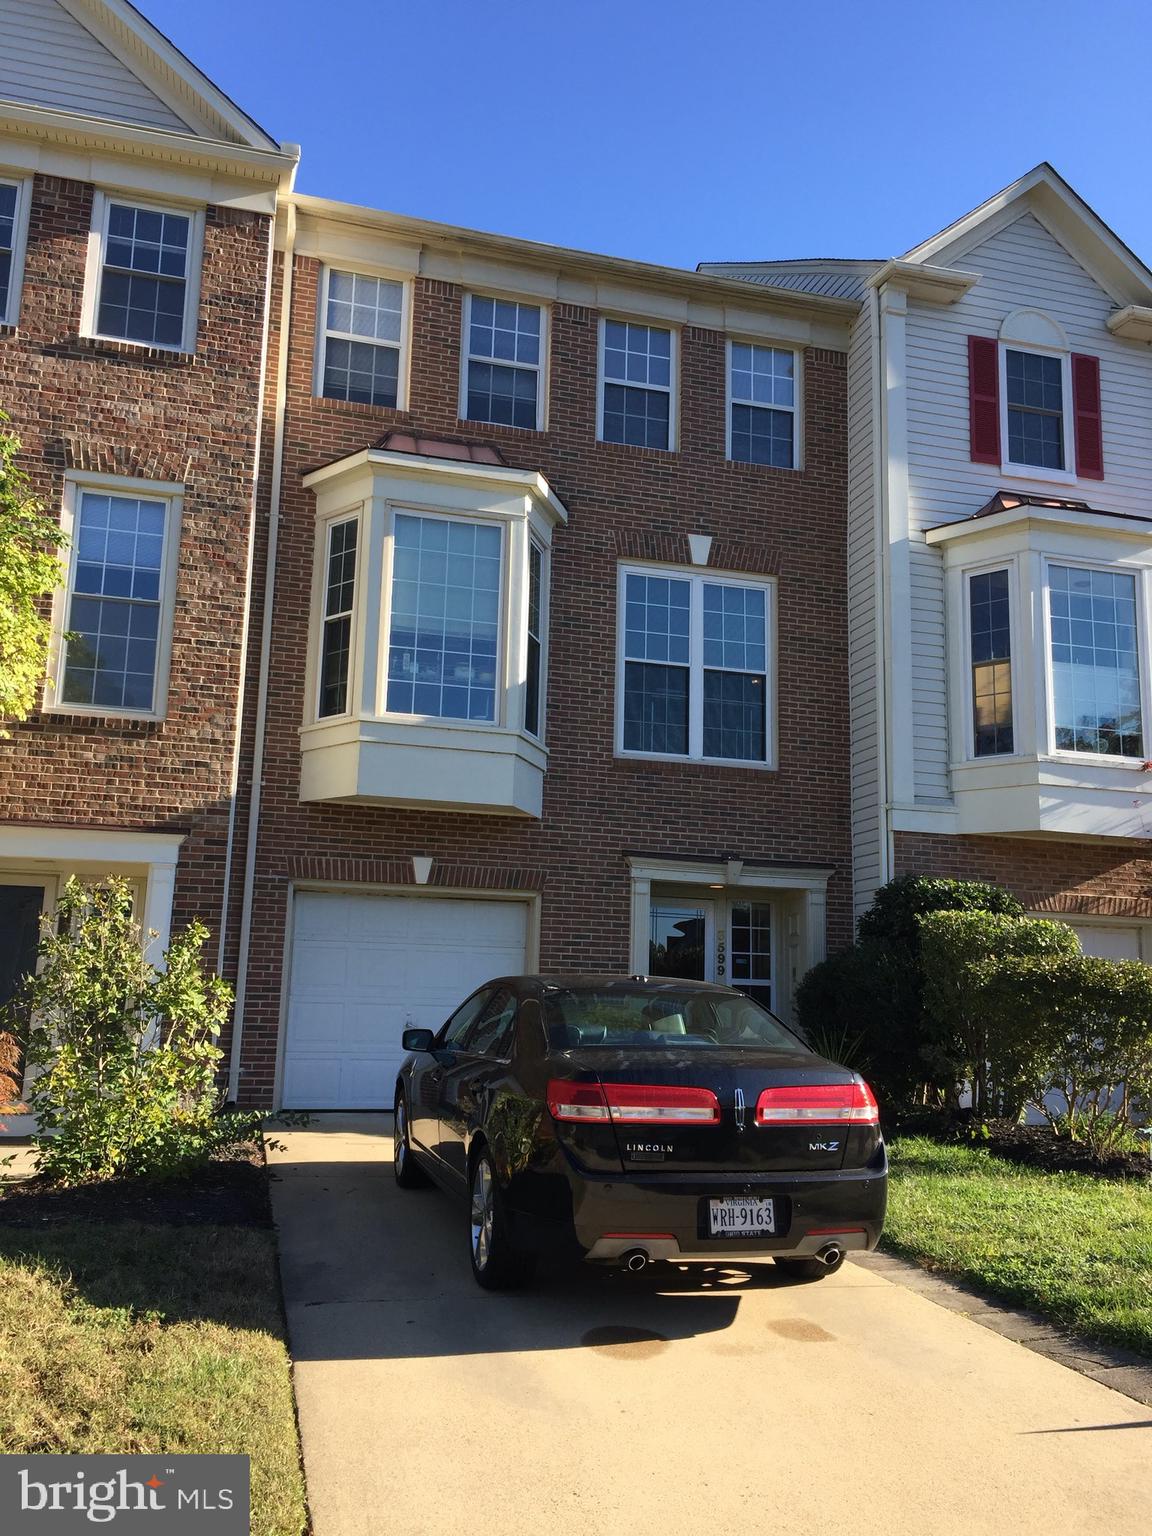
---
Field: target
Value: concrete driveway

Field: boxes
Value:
[269,1116,1151,1536]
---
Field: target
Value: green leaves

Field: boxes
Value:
[0,412,68,733]
[15,877,255,1183]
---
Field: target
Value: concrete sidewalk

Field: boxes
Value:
[269,1115,1151,1536]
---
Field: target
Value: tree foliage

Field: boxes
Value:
[0,412,67,732]
[17,877,257,1182]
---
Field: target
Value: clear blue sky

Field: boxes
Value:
[144,0,1152,271]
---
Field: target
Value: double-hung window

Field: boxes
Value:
[599,320,675,449]
[968,569,1013,756]
[1005,349,1065,471]
[318,267,405,408]
[90,197,199,350]
[728,343,797,467]
[462,295,544,428]
[317,519,358,717]
[386,512,502,722]
[1049,564,1143,758]
[58,486,177,715]
[0,178,29,325]
[619,566,772,764]
[525,540,544,737]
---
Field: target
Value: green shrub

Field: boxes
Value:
[18,877,257,1183]
[918,910,1079,1118]
[989,953,1152,1152]
[797,875,1026,1112]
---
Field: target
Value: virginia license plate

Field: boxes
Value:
[708,1196,775,1236]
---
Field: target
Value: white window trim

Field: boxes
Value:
[1040,553,1152,766]
[999,342,1076,485]
[724,339,802,470]
[46,472,183,722]
[962,558,1021,763]
[80,190,204,355]
[314,263,412,411]
[377,503,509,728]
[458,292,549,432]
[614,561,777,769]
[312,512,362,722]
[596,317,678,450]
[525,536,548,741]
[0,173,33,327]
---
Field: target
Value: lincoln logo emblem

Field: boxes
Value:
[734,1087,746,1133]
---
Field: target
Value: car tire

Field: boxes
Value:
[393,1094,430,1188]
[773,1253,846,1281]
[468,1147,534,1290]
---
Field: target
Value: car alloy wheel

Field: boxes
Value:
[471,1155,494,1271]
[393,1094,429,1188]
[468,1148,534,1290]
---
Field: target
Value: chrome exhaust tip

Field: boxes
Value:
[622,1249,649,1273]
[817,1244,842,1267]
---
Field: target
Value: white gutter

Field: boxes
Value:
[226,199,296,1103]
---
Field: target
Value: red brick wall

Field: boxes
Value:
[894,832,1152,919]
[231,254,852,1103]
[0,173,271,935]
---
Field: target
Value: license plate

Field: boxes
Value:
[708,1196,775,1237]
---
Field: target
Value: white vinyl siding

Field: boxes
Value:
[902,211,1152,803]
[846,302,884,912]
[0,0,192,131]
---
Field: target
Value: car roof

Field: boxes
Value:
[493,973,745,995]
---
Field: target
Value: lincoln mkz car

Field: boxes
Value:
[393,975,887,1289]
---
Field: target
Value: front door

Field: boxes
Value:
[0,883,46,1087]
[648,896,775,1011]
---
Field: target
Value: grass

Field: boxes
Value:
[884,1136,1152,1356]
[0,1219,307,1536]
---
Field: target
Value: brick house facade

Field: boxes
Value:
[225,209,857,1106]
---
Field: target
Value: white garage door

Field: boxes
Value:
[1069,923,1145,961]
[281,891,529,1109]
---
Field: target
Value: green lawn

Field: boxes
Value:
[884,1136,1152,1355]
[0,1219,307,1536]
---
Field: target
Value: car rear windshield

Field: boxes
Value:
[542,985,805,1051]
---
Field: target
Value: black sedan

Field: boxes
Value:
[393,974,887,1289]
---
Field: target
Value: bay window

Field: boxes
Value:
[618,565,773,766]
[968,568,1013,756]
[301,442,566,815]
[1048,565,1142,758]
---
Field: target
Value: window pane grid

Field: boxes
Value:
[969,569,1013,756]
[601,320,672,449]
[322,269,403,408]
[386,513,501,722]
[729,344,795,468]
[96,203,190,348]
[1006,349,1064,470]
[621,570,769,763]
[319,520,357,718]
[729,903,772,993]
[1050,564,1143,757]
[61,492,166,712]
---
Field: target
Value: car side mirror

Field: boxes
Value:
[402,1027,435,1053]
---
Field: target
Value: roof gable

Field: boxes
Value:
[0,0,277,149]
[902,163,1152,310]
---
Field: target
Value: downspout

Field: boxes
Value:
[217,194,279,975]
[871,282,895,886]
[227,196,297,1104]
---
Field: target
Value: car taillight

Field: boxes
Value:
[547,1080,721,1125]
[755,1080,879,1127]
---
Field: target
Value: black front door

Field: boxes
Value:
[0,885,45,1077]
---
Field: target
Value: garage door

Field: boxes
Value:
[281,891,529,1109]
[1069,923,1145,961]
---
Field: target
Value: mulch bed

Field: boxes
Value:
[0,1142,272,1228]
[978,1120,1151,1181]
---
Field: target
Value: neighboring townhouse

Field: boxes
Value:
[222,197,857,1107]
[707,165,1152,963]
[0,0,296,1053]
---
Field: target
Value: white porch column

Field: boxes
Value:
[141,860,178,970]
[629,875,651,973]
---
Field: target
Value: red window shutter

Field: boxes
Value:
[1072,353,1104,480]
[968,336,1000,464]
